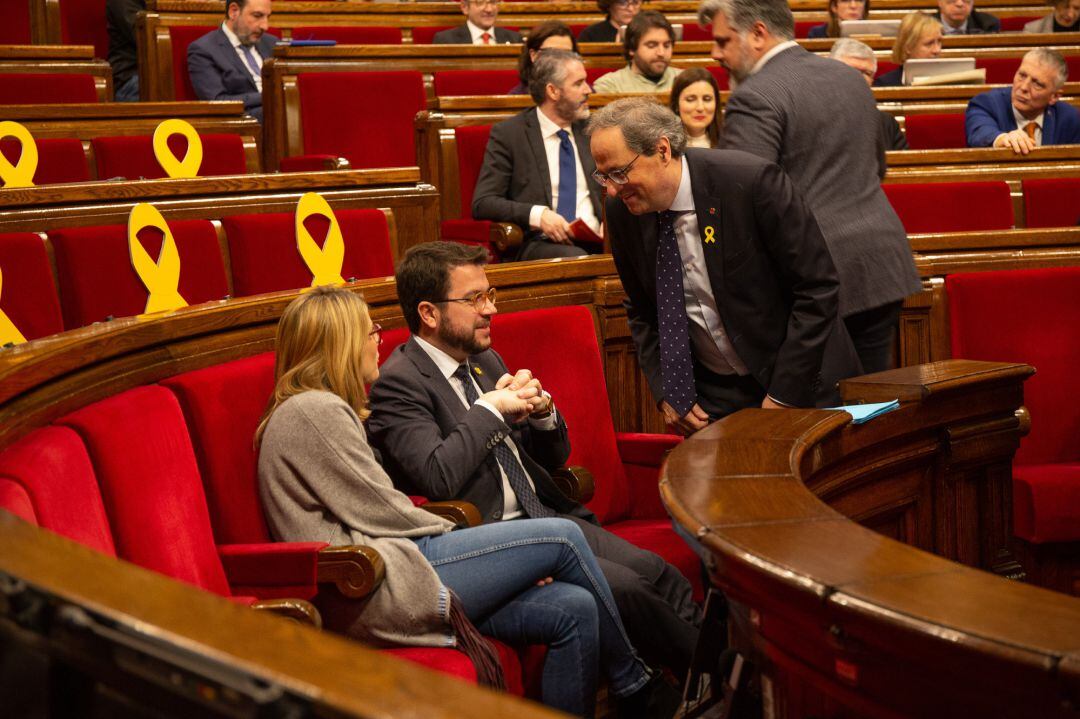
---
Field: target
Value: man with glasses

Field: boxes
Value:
[579,0,646,44]
[588,98,861,433]
[369,241,702,686]
[434,0,522,44]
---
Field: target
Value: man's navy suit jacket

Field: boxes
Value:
[187,27,278,121]
[966,86,1080,147]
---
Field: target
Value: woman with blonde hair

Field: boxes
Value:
[256,286,653,718]
[875,12,944,86]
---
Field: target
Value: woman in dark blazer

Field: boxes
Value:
[577,0,642,42]
[807,0,871,38]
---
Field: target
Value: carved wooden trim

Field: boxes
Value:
[250,598,323,627]
[419,501,483,529]
[315,545,386,600]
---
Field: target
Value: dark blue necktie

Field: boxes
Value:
[240,44,261,79]
[655,210,697,417]
[555,129,577,222]
[453,363,554,519]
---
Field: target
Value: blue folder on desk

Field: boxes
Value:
[827,399,900,424]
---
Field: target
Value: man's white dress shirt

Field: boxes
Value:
[528,108,602,234]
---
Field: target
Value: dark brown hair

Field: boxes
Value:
[825,0,871,38]
[668,67,723,148]
[396,242,489,334]
[518,21,579,87]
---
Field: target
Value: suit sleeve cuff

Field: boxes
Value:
[529,205,546,230]
[474,399,505,422]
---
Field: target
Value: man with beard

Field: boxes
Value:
[472,50,602,260]
[368,241,703,683]
[188,0,277,122]
[593,11,682,94]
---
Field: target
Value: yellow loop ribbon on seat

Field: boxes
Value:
[0,121,38,188]
[0,265,28,346]
[295,192,346,288]
[128,203,188,316]
[152,119,203,179]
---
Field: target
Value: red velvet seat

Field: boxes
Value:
[167,26,214,101]
[904,113,967,150]
[60,0,109,59]
[411,27,452,44]
[293,72,427,169]
[49,220,228,330]
[1022,178,1080,229]
[440,125,510,257]
[999,15,1039,30]
[92,134,249,179]
[291,26,403,44]
[680,24,712,41]
[0,137,90,185]
[434,70,520,96]
[975,57,1022,84]
[704,66,730,91]
[0,73,99,104]
[876,60,899,79]
[0,232,65,341]
[794,21,818,38]
[222,208,394,297]
[882,181,1014,233]
[0,0,32,44]
[586,67,615,87]
[0,478,36,523]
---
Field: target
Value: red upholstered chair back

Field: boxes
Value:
[1,137,90,185]
[378,327,411,365]
[882,181,1014,233]
[0,479,36,523]
[60,0,109,59]
[1070,56,1080,79]
[999,15,1038,30]
[0,426,116,555]
[1022,178,1080,229]
[223,209,394,297]
[296,72,427,169]
[411,27,452,44]
[57,386,232,596]
[704,65,730,91]
[903,113,967,150]
[49,220,228,330]
[0,0,32,44]
[292,26,403,44]
[454,125,493,218]
[0,233,64,341]
[0,73,99,104]
[794,21,817,38]
[975,58,1022,84]
[586,67,614,87]
[434,70,520,96]
[92,134,248,180]
[569,23,588,37]
[679,24,712,40]
[947,267,1080,466]
[876,60,899,78]
[161,353,277,544]
[168,26,214,101]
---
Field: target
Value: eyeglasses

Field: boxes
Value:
[467,0,501,7]
[369,322,383,345]
[430,287,497,313]
[613,0,644,6]
[592,153,642,187]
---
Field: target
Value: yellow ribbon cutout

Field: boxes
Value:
[0,121,38,188]
[152,119,203,179]
[0,265,28,346]
[703,225,716,244]
[295,192,346,288]
[128,203,188,316]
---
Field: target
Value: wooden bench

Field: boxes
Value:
[0,44,112,101]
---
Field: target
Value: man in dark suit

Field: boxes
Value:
[702,0,921,376]
[966,49,1080,153]
[187,0,277,122]
[933,0,1000,34]
[433,0,522,44]
[473,50,603,260]
[106,0,145,102]
[588,98,861,433]
[368,241,702,679]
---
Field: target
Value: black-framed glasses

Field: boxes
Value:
[369,322,383,345]
[592,153,642,187]
[430,287,497,313]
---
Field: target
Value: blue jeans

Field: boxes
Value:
[414,518,648,716]
[114,74,139,102]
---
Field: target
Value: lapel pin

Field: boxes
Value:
[708,207,716,215]
[703,225,717,244]
[472,365,484,377]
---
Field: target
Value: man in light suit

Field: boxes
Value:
[966,49,1080,154]
[589,98,861,433]
[433,0,522,44]
[473,50,603,260]
[188,0,277,122]
[703,0,921,376]
[368,241,702,680]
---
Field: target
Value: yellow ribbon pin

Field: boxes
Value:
[295,192,346,288]
[0,265,28,346]
[128,203,188,316]
[703,225,716,244]
[0,121,38,188]
[152,119,203,179]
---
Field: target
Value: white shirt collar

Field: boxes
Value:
[669,157,694,213]
[466,19,495,43]
[536,106,572,138]
[750,40,798,75]
[1012,105,1044,132]
[414,335,469,381]
[220,21,246,49]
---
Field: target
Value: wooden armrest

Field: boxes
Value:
[489,222,523,253]
[316,545,385,599]
[249,598,322,628]
[421,501,482,528]
[551,465,595,505]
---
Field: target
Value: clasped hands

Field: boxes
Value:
[480,368,552,423]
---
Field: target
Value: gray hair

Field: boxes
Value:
[698,0,795,40]
[829,37,878,73]
[586,97,688,158]
[1025,48,1069,90]
[528,49,584,105]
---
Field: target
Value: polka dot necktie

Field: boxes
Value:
[453,363,554,519]
[655,210,697,417]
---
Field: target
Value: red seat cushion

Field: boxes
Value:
[412,27,454,44]
[704,66,730,91]
[434,70,520,96]
[883,181,1014,233]
[903,113,967,150]
[681,24,713,41]
[0,73,99,104]
[1014,463,1080,543]
[975,57,1022,84]
[57,386,232,596]
[454,125,493,218]
[49,220,228,330]
[794,21,818,38]
[222,209,394,297]
[296,72,427,169]
[0,478,36,524]
[1022,178,1080,229]
[386,640,524,695]
[161,353,277,544]
[92,134,248,180]
[0,0,32,44]
[999,15,1039,31]
[0,137,89,185]
[0,426,116,555]
[291,26,403,44]
[0,232,64,341]
[169,26,218,101]
[875,60,899,78]
[60,0,109,59]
